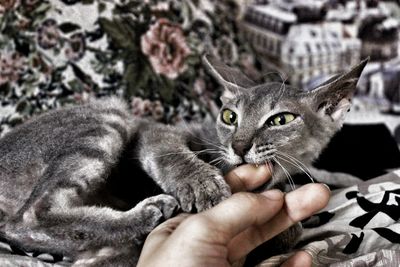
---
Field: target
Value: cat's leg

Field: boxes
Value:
[4,190,178,263]
[73,245,138,267]
[139,124,231,212]
[3,116,179,262]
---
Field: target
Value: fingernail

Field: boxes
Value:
[261,189,283,200]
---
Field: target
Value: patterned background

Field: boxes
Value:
[1,1,400,266]
[1,0,399,140]
[0,0,262,135]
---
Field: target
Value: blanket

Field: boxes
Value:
[259,170,400,267]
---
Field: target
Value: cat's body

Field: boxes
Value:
[0,97,231,266]
[0,56,367,266]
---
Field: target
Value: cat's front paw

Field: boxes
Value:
[176,173,231,212]
[135,194,180,234]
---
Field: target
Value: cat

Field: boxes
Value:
[0,55,367,266]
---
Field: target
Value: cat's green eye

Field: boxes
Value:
[221,109,238,125]
[267,113,296,127]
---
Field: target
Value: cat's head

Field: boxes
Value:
[204,55,367,178]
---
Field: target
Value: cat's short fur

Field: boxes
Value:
[0,56,367,266]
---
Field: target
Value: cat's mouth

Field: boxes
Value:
[235,159,276,168]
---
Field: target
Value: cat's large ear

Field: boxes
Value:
[306,58,368,123]
[203,55,256,103]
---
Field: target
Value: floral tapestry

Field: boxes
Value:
[0,0,261,135]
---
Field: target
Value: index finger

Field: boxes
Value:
[225,164,272,193]
[227,183,330,262]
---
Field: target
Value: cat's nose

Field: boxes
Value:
[232,141,252,158]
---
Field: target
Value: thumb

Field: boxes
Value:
[138,214,191,263]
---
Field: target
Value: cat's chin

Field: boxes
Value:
[244,159,276,168]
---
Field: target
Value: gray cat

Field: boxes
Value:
[0,56,367,266]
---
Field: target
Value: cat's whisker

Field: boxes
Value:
[265,160,276,184]
[193,150,227,166]
[269,158,280,187]
[277,155,315,184]
[194,149,223,155]
[191,137,228,153]
[209,155,225,165]
[274,158,296,191]
[179,120,228,153]
[209,156,224,164]
[276,152,315,183]
[275,154,308,179]
[277,152,311,173]
[210,156,224,165]
[195,137,225,153]
[189,153,200,165]
[175,113,230,157]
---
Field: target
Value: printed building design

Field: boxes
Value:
[358,15,399,61]
[240,0,398,90]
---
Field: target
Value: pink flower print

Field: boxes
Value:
[141,18,191,79]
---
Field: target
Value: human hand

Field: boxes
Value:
[137,164,330,267]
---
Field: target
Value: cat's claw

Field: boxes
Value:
[176,174,231,212]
